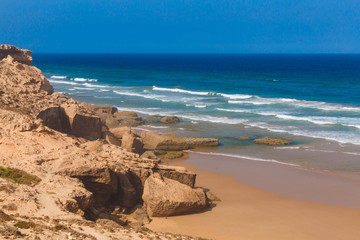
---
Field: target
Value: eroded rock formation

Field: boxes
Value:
[141,130,218,150]
[0,44,32,65]
[0,45,210,239]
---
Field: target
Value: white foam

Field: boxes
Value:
[153,86,210,95]
[186,150,300,167]
[114,90,165,101]
[48,79,80,85]
[116,106,175,116]
[229,97,360,113]
[221,93,253,99]
[50,75,67,79]
[245,122,360,145]
[82,83,108,88]
[153,86,253,99]
[142,125,169,129]
[73,87,95,90]
[70,77,98,82]
[177,114,246,125]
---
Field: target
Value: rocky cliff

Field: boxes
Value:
[0,44,32,65]
[0,45,209,239]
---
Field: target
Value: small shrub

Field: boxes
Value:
[0,210,12,221]
[14,221,35,229]
[0,166,41,186]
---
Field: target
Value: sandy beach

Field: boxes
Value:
[147,152,360,240]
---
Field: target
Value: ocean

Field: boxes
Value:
[33,54,360,173]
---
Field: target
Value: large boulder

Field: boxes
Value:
[61,100,102,140]
[121,131,144,154]
[160,116,180,124]
[142,174,207,217]
[141,131,186,150]
[141,131,218,150]
[253,137,291,145]
[180,137,219,148]
[0,44,32,65]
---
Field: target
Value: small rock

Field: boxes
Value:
[253,137,291,145]
[164,151,183,159]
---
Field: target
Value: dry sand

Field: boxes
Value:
[147,152,360,240]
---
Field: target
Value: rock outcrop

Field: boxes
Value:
[141,130,218,150]
[0,44,32,65]
[0,45,209,239]
[253,137,291,145]
[142,174,207,217]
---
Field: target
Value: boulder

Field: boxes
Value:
[164,151,184,159]
[0,44,32,65]
[141,131,186,150]
[160,116,180,124]
[61,101,103,140]
[180,137,219,148]
[253,137,291,145]
[113,111,144,127]
[109,127,133,139]
[157,165,196,188]
[90,105,118,115]
[105,115,120,128]
[113,111,138,118]
[141,131,218,150]
[142,174,207,217]
[145,115,162,123]
[103,131,122,146]
[121,132,144,154]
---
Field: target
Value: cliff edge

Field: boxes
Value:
[0,44,32,65]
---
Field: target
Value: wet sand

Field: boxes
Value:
[147,152,360,240]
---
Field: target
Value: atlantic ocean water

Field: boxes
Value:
[33,54,360,173]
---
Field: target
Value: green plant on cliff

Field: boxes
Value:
[14,221,36,229]
[0,166,41,186]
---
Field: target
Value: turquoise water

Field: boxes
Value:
[33,54,360,147]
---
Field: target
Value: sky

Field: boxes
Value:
[1,0,360,53]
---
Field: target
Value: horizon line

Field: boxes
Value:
[33,52,360,55]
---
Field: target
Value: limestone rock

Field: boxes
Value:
[114,111,138,118]
[253,137,291,145]
[0,44,32,65]
[121,132,144,154]
[180,137,219,148]
[141,130,218,150]
[90,105,118,115]
[142,174,207,217]
[160,116,180,124]
[61,101,103,140]
[109,127,132,139]
[113,111,144,127]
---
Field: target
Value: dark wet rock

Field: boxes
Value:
[160,116,180,124]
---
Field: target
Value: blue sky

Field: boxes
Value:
[1,0,360,53]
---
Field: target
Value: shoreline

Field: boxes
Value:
[147,152,360,239]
